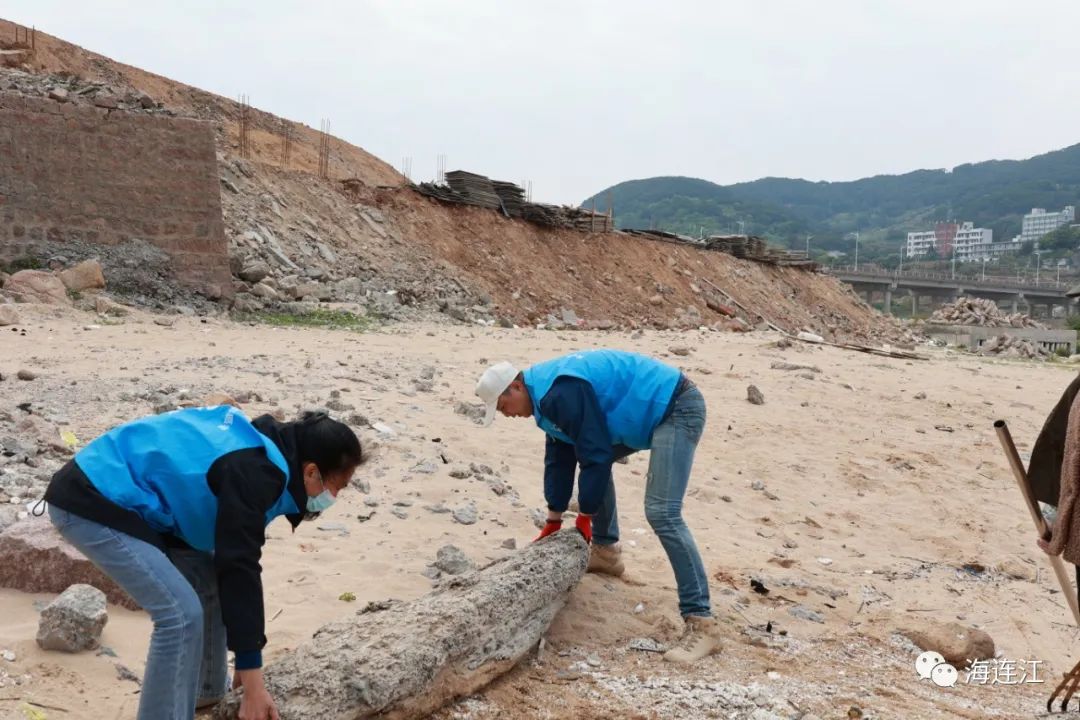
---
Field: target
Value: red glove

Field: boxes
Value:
[575,514,593,544]
[533,519,562,543]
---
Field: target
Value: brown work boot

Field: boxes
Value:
[587,543,625,576]
[663,615,722,664]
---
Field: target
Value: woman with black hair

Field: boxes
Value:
[41,406,364,720]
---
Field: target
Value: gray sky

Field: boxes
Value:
[12,1,1080,204]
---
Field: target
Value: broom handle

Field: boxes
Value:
[995,420,1080,627]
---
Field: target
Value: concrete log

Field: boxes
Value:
[214,530,589,720]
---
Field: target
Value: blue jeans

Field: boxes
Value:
[48,506,228,720]
[592,384,711,617]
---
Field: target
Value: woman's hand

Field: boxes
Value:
[1038,535,1052,554]
[237,669,279,720]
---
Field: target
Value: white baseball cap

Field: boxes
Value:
[475,361,519,426]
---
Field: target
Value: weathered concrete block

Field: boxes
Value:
[36,583,108,652]
[0,516,139,610]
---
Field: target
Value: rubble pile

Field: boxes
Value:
[930,297,1045,329]
[979,334,1051,359]
[1,68,165,115]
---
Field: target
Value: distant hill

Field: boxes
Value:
[583,144,1080,264]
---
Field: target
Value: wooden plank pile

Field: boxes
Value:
[445,171,502,210]
[410,171,613,233]
[492,180,526,216]
[929,297,1046,329]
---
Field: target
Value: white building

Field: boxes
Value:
[1021,206,1076,244]
[906,229,938,258]
[906,221,995,262]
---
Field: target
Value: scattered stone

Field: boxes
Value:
[995,556,1035,581]
[433,545,473,575]
[153,317,175,327]
[364,497,379,507]
[424,503,451,514]
[529,508,546,529]
[239,260,272,283]
[501,538,517,550]
[0,305,21,326]
[788,605,825,624]
[668,345,692,356]
[747,385,765,405]
[36,583,108,652]
[391,507,409,520]
[902,622,995,668]
[770,362,821,373]
[0,516,138,609]
[94,295,129,317]
[449,466,472,480]
[58,260,106,292]
[452,502,478,525]
[116,663,141,684]
[454,401,486,423]
[628,637,666,653]
[351,478,372,494]
[649,295,663,306]
[16,369,36,381]
[5,270,71,305]
[913,392,927,400]
[48,87,69,102]
[202,393,238,407]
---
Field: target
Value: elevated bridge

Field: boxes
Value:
[826,266,1074,317]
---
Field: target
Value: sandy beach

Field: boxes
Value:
[0,305,1075,719]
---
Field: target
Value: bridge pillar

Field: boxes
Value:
[909,290,919,317]
[1068,301,1077,318]
[1011,296,1019,314]
[883,287,893,316]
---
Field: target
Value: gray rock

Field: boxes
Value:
[788,605,825,624]
[668,345,692,356]
[628,637,666,653]
[501,538,517,550]
[529,508,547,529]
[424,503,452,514]
[36,584,108,652]
[351,478,372,494]
[238,261,272,283]
[433,545,472,575]
[0,306,21,327]
[747,385,765,405]
[452,502,478,525]
[391,507,408,520]
[454,401,486,423]
[363,497,380,507]
[16,369,37,381]
[449,466,472,480]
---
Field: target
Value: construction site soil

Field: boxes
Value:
[1,18,908,343]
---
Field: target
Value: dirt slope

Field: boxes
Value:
[0,15,904,344]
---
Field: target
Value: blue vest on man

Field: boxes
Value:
[523,349,681,449]
[72,405,297,552]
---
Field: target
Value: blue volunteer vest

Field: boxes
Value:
[523,350,681,450]
[73,406,297,552]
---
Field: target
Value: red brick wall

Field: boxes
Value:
[0,93,230,295]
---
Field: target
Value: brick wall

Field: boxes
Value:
[0,93,230,295]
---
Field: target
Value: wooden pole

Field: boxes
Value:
[995,420,1080,627]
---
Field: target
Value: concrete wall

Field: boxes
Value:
[0,93,230,294]
[924,324,1076,354]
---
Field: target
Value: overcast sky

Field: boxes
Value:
[11,1,1080,204]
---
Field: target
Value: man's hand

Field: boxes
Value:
[237,669,280,720]
[533,519,563,543]
[575,513,592,544]
[1038,535,1053,554]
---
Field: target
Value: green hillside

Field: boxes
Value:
[583,144,1080,265]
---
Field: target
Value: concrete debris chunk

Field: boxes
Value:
[930,296,1045,329]
[36,583,108,652]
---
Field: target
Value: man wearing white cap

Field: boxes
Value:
[475,349,719,664]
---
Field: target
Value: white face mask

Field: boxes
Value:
[305,469,336,513]
[306,489,336,513]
